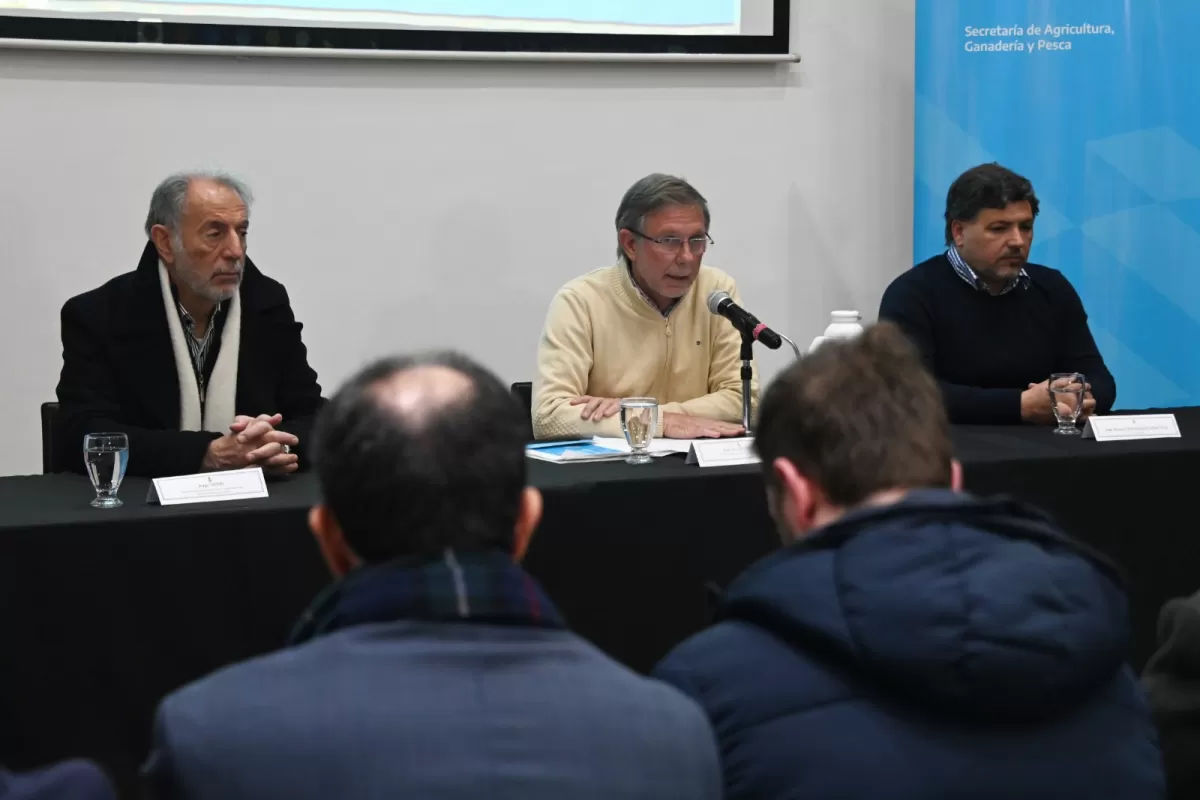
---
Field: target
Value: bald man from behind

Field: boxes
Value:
[143,352,722,800]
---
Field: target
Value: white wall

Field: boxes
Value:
[0,0,914,476]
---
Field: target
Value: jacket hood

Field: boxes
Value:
[723,490,1129,721]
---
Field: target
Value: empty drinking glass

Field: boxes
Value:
[1048,373,1086,436]
[84,432,129,508]
[620,398,659,465]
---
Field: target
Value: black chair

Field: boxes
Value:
[510,382,533,440]
[40,401,60,474]
[510,382,532,413]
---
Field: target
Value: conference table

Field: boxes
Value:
[3,410,1200,794]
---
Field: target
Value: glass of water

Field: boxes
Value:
[620,398,659,465]
[83,432,129,508]
[1048,373,1086,436]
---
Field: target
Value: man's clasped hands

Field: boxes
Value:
[201,413,300,474]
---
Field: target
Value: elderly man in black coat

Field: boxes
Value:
[54,172,322,478]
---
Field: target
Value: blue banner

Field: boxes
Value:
[915,1,1200,409]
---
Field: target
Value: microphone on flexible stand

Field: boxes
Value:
[707,290,803,434]
[706,291,783,349]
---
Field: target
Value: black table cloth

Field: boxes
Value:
[3,411,1199,795]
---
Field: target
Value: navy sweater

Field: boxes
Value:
[878,255,1116,424]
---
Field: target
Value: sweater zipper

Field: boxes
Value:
[662,317,673,389]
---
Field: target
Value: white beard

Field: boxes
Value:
[171,248,244,304]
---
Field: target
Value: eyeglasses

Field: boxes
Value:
[630,230,714,255]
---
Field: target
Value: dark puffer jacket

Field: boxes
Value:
[655,490,1164,799]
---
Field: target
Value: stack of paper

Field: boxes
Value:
[591,437,694,455]
[525,439,628,464]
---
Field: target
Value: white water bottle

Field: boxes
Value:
[809,310,864,353]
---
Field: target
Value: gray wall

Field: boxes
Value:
[0,0,915,475]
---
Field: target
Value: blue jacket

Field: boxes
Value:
[655,490,1164,799]
[0,761,114,800]
[145,622,722,800]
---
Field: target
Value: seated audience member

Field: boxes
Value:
[55,172,322,478]
[533,173,753,440]
[1,761,114,800]
[878,163,1115,424]
[143,352,722,800]
[654,322,1162,799]
[1144,591,1200,800]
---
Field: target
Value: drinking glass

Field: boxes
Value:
[620,398,659,465]
[83,433,129,508]
[1048,373,1086,436]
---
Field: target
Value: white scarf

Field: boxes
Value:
[157,262,241,432]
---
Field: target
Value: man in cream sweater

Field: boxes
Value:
[533,174,756,440]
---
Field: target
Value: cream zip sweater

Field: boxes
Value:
[532,262,759,439]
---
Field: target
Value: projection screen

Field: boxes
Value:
[0,0,792,58]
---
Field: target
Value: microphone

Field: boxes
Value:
[706,290,783,350]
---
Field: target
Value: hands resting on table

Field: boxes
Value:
[201,413,300,475]
[1021,380,1097,426]
[574,382,1097,436]
[570,396,745,439]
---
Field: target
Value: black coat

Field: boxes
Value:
[1144,591,1200,800]
[54,242,323,478]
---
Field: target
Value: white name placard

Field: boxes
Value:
[685,437,760,467]
[148,467,270,506]
[1082,413,1181,442]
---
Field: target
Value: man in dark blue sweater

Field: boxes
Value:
[879,163,1115,424]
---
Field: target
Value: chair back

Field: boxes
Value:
[510,382,533,440]
[40,402,60,474]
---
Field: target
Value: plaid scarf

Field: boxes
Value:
[290,549,565,645]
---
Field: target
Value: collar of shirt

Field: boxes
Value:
[175,301,220,339]
[946,245,1030,295]
[626,263,679,317]
[169,281,222,339]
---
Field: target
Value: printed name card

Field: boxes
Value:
[147,467,270,506]
[1082,414,1181,442]
[686,438,760,468]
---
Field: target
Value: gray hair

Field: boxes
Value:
[614,173,710,263]
[144,171,253,238]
